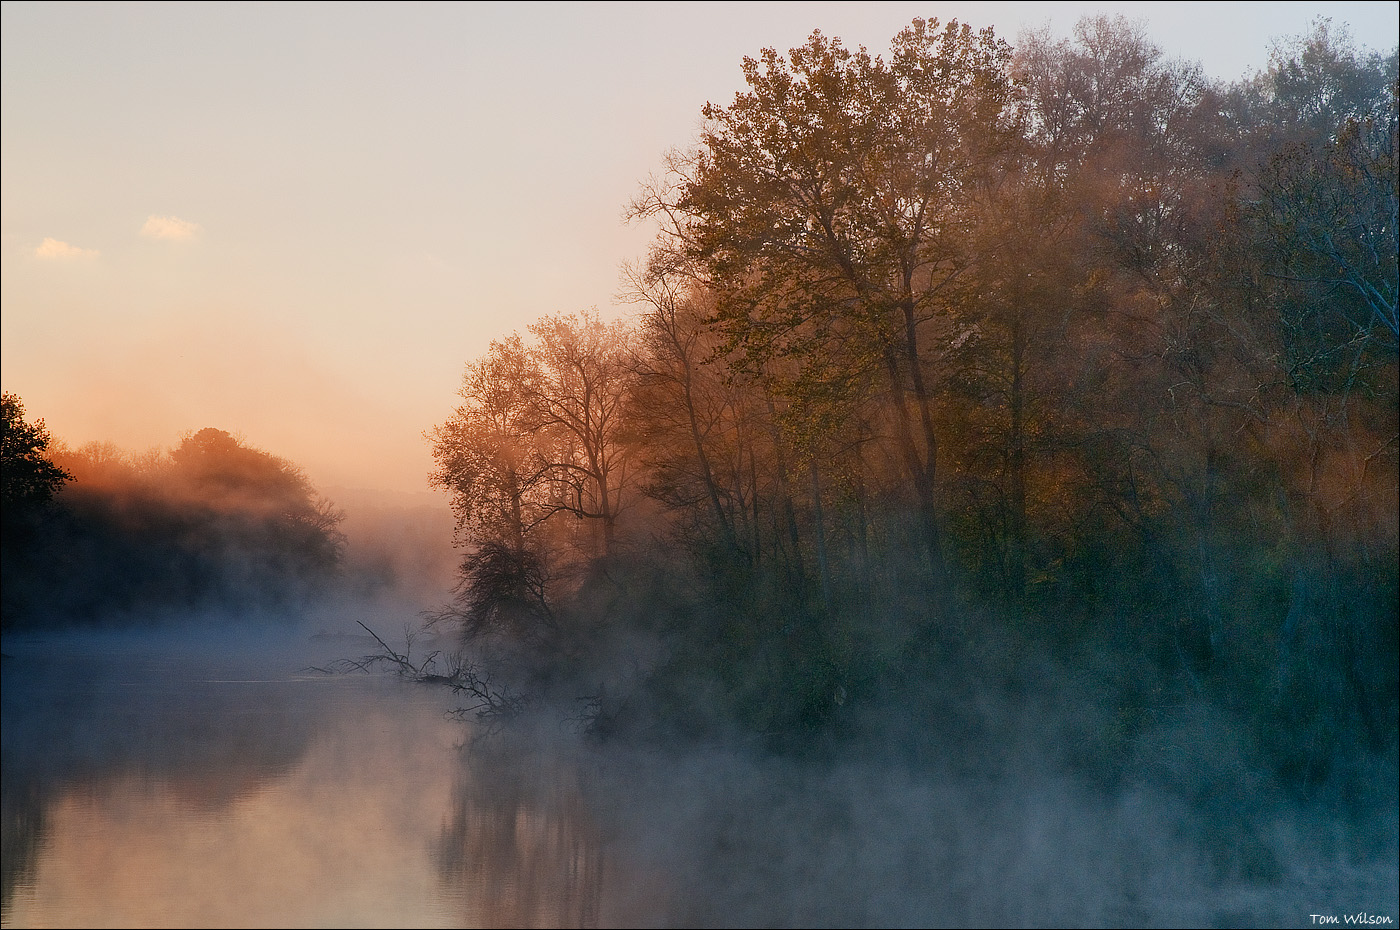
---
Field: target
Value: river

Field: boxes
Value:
[3,611,1396,928]
[1,615,627,928]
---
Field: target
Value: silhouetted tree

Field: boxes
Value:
[5,424,345,628]
[1,393,74,626]
[0,392,71,515]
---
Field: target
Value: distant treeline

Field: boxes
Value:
[1,407,345,626]
[427,16,1397,787]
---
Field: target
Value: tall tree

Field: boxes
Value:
[431,335,552,550]
[433,312,639,567]
[624,268,742,555]
[638,19,1020,590]
[523,310,639,556]
[1252,85,1399,383]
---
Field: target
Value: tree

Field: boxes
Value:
[954,14,1217,605]
[430,336,559,640]
[430,311,639,643]
[1,392,72,514]
[1253,89,1399,388]
[624,267,742,554]
[169,427,346,571]
[520,310,639,556]
[431,336,552,550]
[1260,17,1398,148]
[637,19,1021,590]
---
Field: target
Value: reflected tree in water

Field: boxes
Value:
[435,749,607,929]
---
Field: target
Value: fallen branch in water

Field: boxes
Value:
[442,659,531,734]
[310,620,528,731]
[349,620,437,677]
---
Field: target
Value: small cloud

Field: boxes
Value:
[141,214,201,241]
[34,237,99,259]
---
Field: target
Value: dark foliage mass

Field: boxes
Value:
[0,392,72,513]
[1,424,344,627]
[427,14,1398,804]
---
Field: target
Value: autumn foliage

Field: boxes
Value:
[427,16,1397,782]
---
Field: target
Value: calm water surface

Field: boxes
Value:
[5,619,1396,928]
[1,621,625,929]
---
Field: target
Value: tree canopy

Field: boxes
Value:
[2,418,345,628]
[1,391,72,513]
[427,14,1396,776]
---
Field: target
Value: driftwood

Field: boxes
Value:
[312,620,528,730]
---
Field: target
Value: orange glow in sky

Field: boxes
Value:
[4,2,1395,493]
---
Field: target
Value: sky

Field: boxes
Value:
[3,2,1397,496]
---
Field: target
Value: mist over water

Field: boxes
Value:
[5,595,1394,928]
[0,481,1392,929]
[581,707,1398,928]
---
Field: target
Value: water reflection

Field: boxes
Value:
[0,627,514,928]
[436,743,609,928]
[0,781,44,917]
[6,627,1392,927]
